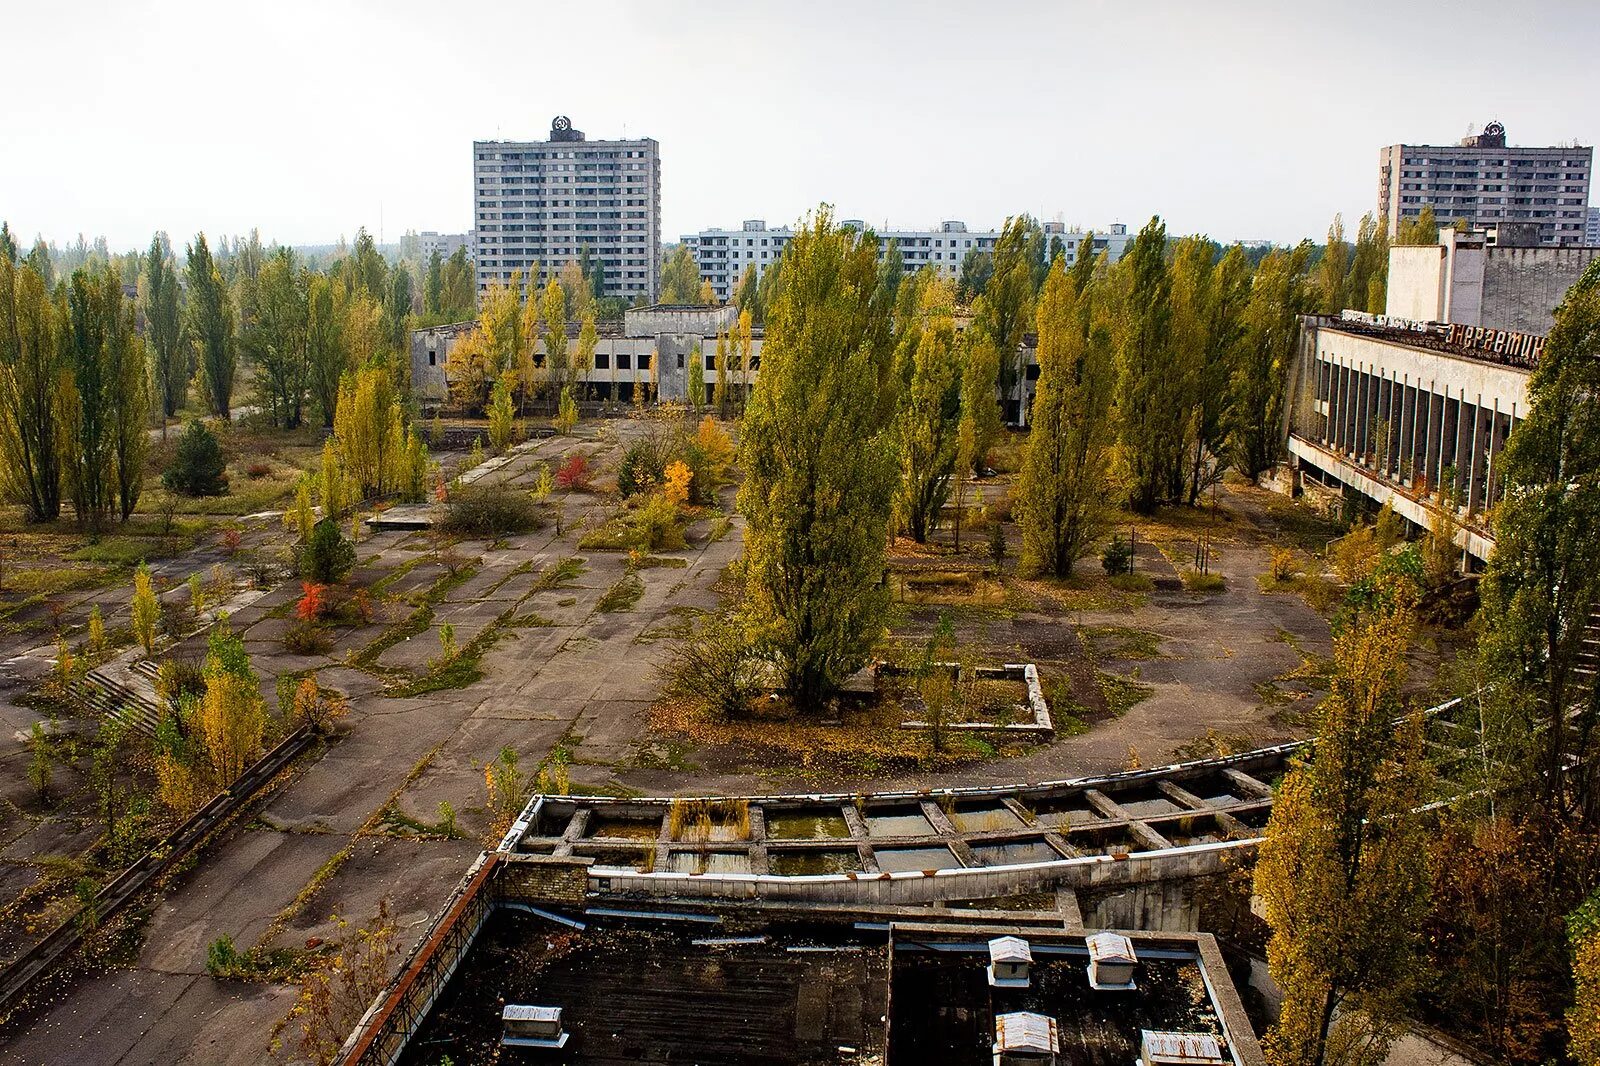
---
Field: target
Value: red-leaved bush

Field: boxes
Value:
[555,455,590,490]
[296,582,329,623]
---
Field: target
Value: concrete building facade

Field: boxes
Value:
[682,219,1131,302]
[1283,311,1536,562]
[1385,225,1600,335]
[418,231,472,264]
[1587,206,1600,246]
[1378,122,1592,246]
[473,116,660,300]
[410,304,758,408]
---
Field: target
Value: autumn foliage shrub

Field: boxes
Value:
[555,454,591,490]
[296,583,330,623]
[441,484,543,537]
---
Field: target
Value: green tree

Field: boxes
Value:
[980,216,1039,407]
[1475,259,1600,824]
[541,277,568,396]
[111,319,149,522]
[439,247,474,319]
[243,247,310,428]
[186,234,236,419]
[555,384,578,435]
[423,249,444,316]
[1186,244,1250,503]
[0,257,66,521]
[957,247,994,302]
[28,721,53,802]
[163,419,229,497]
[1316,214,1351,315]
[307,275,345,426]
[26,239,54,289]
[384,264,412,352]
[1255,597,1431,1066]
[131,562,160,656]
[1110,216,1177,512]
[198,622,265,785]
[895,277,962,542]
[487,377,518,453]
[63,267,140,530]
[960,318,1003,475]
[1393,204,1438,247]
[660,245,701,304]
[1347,213,1389,315]
[688,343,706,407]
[738,208,897,710]
[301,516,356,583]
[576,308,597,398]
[1018,259,1116,577]
[142,234,186,420]
[734,264,759,319]
[1231,244,1311,480]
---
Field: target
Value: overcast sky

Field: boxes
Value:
[3,0,1595,253]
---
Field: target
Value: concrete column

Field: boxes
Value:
[1402,381,1414,481]
[1485,400,1503,508]
[1422,387,1438,492]
[1465,398,1483,514]
[1448,393,1465,508]
[1345,361,1359,455]
[1331,360,1343,448]
[1355,364,1369,460]
[1319,359,1334,445]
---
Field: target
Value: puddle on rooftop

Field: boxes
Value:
[766,810,851,841]
[865,808,934,837]
[587,816,662,841]
[768,850,861,876]
[970,839,1061,866]
[874,846,962,873]
[952,804,1026,833]
[668,851,753,875]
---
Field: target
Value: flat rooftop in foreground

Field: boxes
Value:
[396,908,1258,1065]
[401,911,889,1065]
[889,933,1226,1065]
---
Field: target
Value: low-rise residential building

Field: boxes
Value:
[682,219,1132,302]
[410,304,760,408]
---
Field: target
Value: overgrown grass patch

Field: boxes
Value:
[597,573,644,613]
[1098,671,1154,716]
[534,557,587,591]
[1181,568,1226,593]
[1079,624,1164,661]
[67,536,185,568]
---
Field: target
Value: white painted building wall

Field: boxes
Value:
[682,219,1132,301]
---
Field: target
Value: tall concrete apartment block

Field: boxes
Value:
[683,219,1131,302]
[1378,122,1592,246]
[473,116,660,300]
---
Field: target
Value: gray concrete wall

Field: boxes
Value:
[1481,246,1600,335]
[625,304,737,338]
[1387,246,1448,321]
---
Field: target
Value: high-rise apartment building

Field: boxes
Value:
[1587,206,1600,246]
[473,116,661,299]
[682,219,1131,302]
[1378,122,1592,246]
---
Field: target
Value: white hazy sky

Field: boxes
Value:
[3,0,1595,253]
